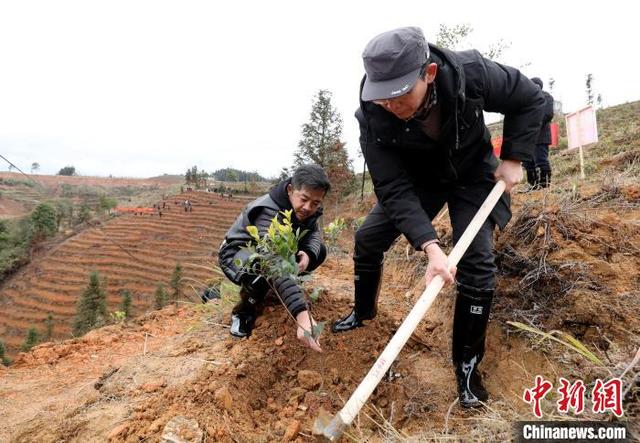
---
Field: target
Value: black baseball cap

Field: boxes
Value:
[361,27,430,102]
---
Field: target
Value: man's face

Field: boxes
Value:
[373,63,437,120]
[287,184,325,221]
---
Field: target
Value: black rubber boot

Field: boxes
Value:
[452,283,494,408]
[539,169,551,188]
[332,264,382,333]
[229,277,267,338]
[525,168,539,189]
[201,285,221,304]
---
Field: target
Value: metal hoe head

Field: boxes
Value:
[312,408,347,441]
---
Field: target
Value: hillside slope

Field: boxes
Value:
[0,101,638,442]
[0,192,245,355]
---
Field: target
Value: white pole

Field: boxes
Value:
[576,108,585,179]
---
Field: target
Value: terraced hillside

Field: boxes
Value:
[0,191,246,354]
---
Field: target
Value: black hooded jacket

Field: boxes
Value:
[536,90,555,144]
[356,44,545,249]
[218,178,324,286]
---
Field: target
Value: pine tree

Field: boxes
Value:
[154,284,167,309]
[21,327,39,352]
[294,89,354,198]
[0,340,11,366]
[120,290,132,318]
[586,74,594,106]
[44,313,54,341]
[170,263,183,302]
[73,271,106,336]
[294,90,343,168]
[548,78,555,95]
[435,23,472,49]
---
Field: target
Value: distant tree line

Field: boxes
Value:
[212,168,266,182]
[0,202,59,281]
[184,166,267,189]
[184,166,209,189]
[57,166,76,176]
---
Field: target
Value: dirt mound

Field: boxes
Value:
[494,186,640,349]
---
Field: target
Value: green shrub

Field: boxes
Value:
[323,217,347,247]
[44,313,54,341]
[76,203,92,224]
[120,290,132,318]
[21,327,39,352]
[170,263,183,302]
[73,271,107,336]
[154,284,168,309]
[30,202,57,241]
[0,217,33,281]
[99,195,118,214]
[0,340,11,366]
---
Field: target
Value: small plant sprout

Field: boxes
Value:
[235,209,324,343]
[352,216,366,231]
[323,216,347,246]
[110,311,127,323]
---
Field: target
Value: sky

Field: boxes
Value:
[0,0,638,179]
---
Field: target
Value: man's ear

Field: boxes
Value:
[426,63,438,83]
[286,183,293,195]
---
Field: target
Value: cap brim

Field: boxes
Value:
[361,68,421,102]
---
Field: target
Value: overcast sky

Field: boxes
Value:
[1,0,638,179]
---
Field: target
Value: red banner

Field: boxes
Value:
[491,137,503,157]
[550,122,559,148]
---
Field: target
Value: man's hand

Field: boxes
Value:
[297,251,310,273]
[295,310,322,352]
[422,242,456,286]
[494,159,523,193]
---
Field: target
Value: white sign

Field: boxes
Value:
[566,106,598,150]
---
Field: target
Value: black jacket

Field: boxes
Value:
[356,44,545,249]
[536,90,555,144]
[218,178,324,285]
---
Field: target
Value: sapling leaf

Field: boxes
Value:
[309,287,321,302]
[246,225,260,241]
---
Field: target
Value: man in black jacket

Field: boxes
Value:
[331,27,545,407]
[219,164,329,352]
[523,77,555,188]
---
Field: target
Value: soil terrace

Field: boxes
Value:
[0,191,245,355]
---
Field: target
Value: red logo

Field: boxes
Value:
[557,377,586,414]
[523,375,554,418]
[592,378,623,417]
